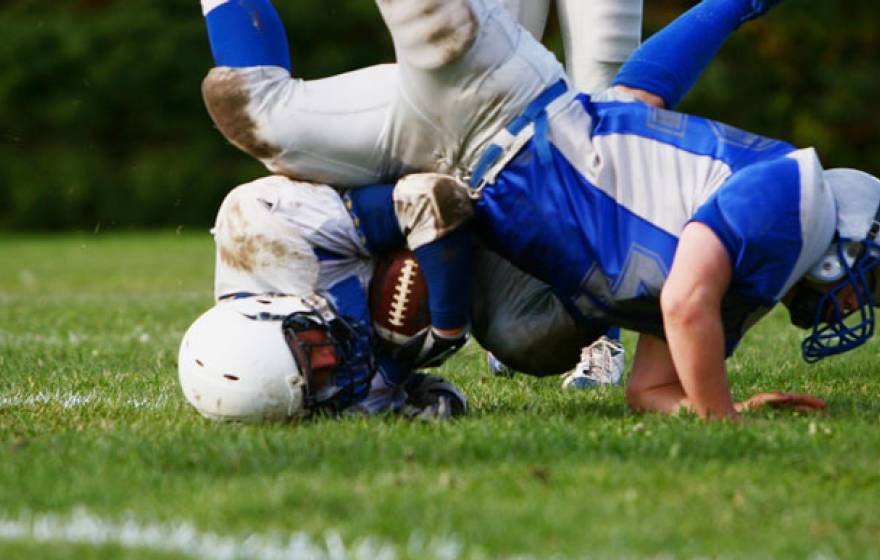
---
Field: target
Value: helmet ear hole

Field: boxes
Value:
[807,249,845,284]
[807,240,862,285]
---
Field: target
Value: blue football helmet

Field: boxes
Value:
[800,169,880,363]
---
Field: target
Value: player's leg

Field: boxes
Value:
[613,0,786,109]
[375,0,566,178]
[212,175,373,306]
[199,0,400,186]
[556,0,643,93]
[201,0,291,70]
[470,248,608,376]
[498,0,551,40]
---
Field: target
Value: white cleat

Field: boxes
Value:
[561,335,625,389]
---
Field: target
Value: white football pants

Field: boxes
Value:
[501,0,643,93]
[212,175,372,301]
[203,0,640,187]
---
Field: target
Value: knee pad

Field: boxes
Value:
[392,173,474,249]
[377,0,478,69]
[213,176,318,299]
[202,67,281,160]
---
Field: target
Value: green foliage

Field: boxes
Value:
[664,0,880,172]
[0,1,877,230]
[0,0,392,230]
[3,233,880,558]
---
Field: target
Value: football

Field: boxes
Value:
[369,248,431,349]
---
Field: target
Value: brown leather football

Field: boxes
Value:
[369,249,431,349]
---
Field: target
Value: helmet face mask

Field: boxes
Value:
[282,309,375,413]
[798,168,880,363]
[801,238,880,363]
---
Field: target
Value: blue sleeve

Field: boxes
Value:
[691,157,804,304]
[204,0,292,70]
[326,274,370,325]
[412,229,472,330]
[345,185,405,254]
[613,0,763,109]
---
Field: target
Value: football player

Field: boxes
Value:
[204,0,880,421]
[358,0,874,419]
[181,0,646,423]
[178,176,470,421]
[478,0,643,386]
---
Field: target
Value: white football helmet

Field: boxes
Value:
[178,294,374,422]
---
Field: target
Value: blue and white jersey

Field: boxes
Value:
[474,91,837,354]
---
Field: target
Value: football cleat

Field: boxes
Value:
[561,336,625,390]
[402,373,468,420]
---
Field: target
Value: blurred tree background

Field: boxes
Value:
[0,0,876,230]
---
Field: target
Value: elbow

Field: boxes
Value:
[660,285,717,330]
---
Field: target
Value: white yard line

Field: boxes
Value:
[0,290,211,306]
[0,329,180,347]
[0,508,468,560]
[0,391,170,410]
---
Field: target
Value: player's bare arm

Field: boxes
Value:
[657,222,736,419]
[629,222,827,419]
[627,332,827,418]
[624,223,737,419]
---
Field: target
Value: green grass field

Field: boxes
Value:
[2,232,880,559]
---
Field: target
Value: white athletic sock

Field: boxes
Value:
[498,0,551,41]
[557,0,643,93]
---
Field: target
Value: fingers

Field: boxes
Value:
[737,391,826,414]
[766,392,826,412]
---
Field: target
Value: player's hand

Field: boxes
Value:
[401,373,468,420]
[735,391,825,414]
